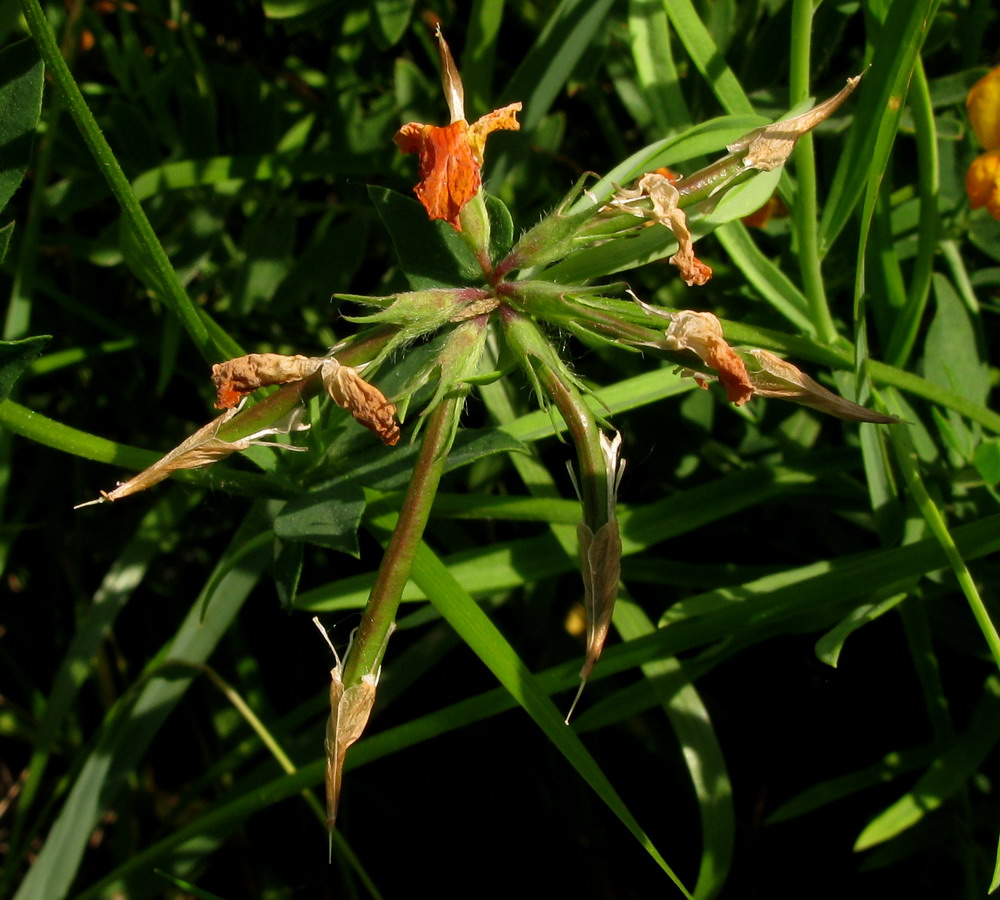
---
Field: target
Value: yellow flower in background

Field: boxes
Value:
[968,67,1000,150]
[966,67,1000,219]
[966,148,1000,219]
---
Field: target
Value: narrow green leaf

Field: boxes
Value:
[661,0,754,116]
[368,511,694,897]
[766,746,936,824]
[372,0,415,47]
[0,219,13,263]
[262,0,334,18]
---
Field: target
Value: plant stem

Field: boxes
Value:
[341,392,465,686]
[885,58,938,367]
[788,0,838,345]
[18,0,221,362]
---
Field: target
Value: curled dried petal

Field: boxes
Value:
[664,310,752,405]
[745,349,900,423]
[322,360,400,446]
[610,173,712,285]
[212,354,322,409]
[76,407,309,507]
[394,103,521,230]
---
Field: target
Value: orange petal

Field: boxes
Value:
[466,102,522,164]
[968,67,1000,151]
[394,120,480,230]
[966,150,1000,220]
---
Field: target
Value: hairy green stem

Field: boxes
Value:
[342,392,465,686]
[18,0,220,362]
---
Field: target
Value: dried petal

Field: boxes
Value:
[313,619,384,843]
[745,349,900,423]
[76,407,309,507]
[212,353,322,409]
[609,173,712,285]
[968,66,1000,151]
[465,103,522,165]
[728,74,862,171]
[664,310,753,405]
[566,430,625,724]
[394,120,481,230]
[321,360,400,445]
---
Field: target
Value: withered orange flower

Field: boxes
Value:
[663,310,753,405]
[393,26,520,230]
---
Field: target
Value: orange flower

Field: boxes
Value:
[966,149,1000,219]
[966,67,1000,220]
[394,27,521,230]
[968,67,1000,151]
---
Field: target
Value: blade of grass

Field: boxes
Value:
[614,599,734,900]
[0,488,200,896]
[13,504,272,900]
[364,508,694,898]
[818,0,943,254]
[17,0,226,362]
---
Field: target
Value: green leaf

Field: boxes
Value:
[262,0,334,18]
[0,335,49,403]
[336,426,529,493]
[368,185,484,289]
[974,439,1000,487]
[274,482,367,555]
[0,38,44,217]
[372,0,415,47]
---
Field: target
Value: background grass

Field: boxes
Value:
[3,0,1000,897]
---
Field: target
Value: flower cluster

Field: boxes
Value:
[83,26,893,836]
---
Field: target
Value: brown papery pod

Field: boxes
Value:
[566,430,625,724]
[321,359,401,446]
[662,309,754,405]
[312,618,391,857]
[75,407,308,508]
[212,353,322,409]
[744,349,900,423]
